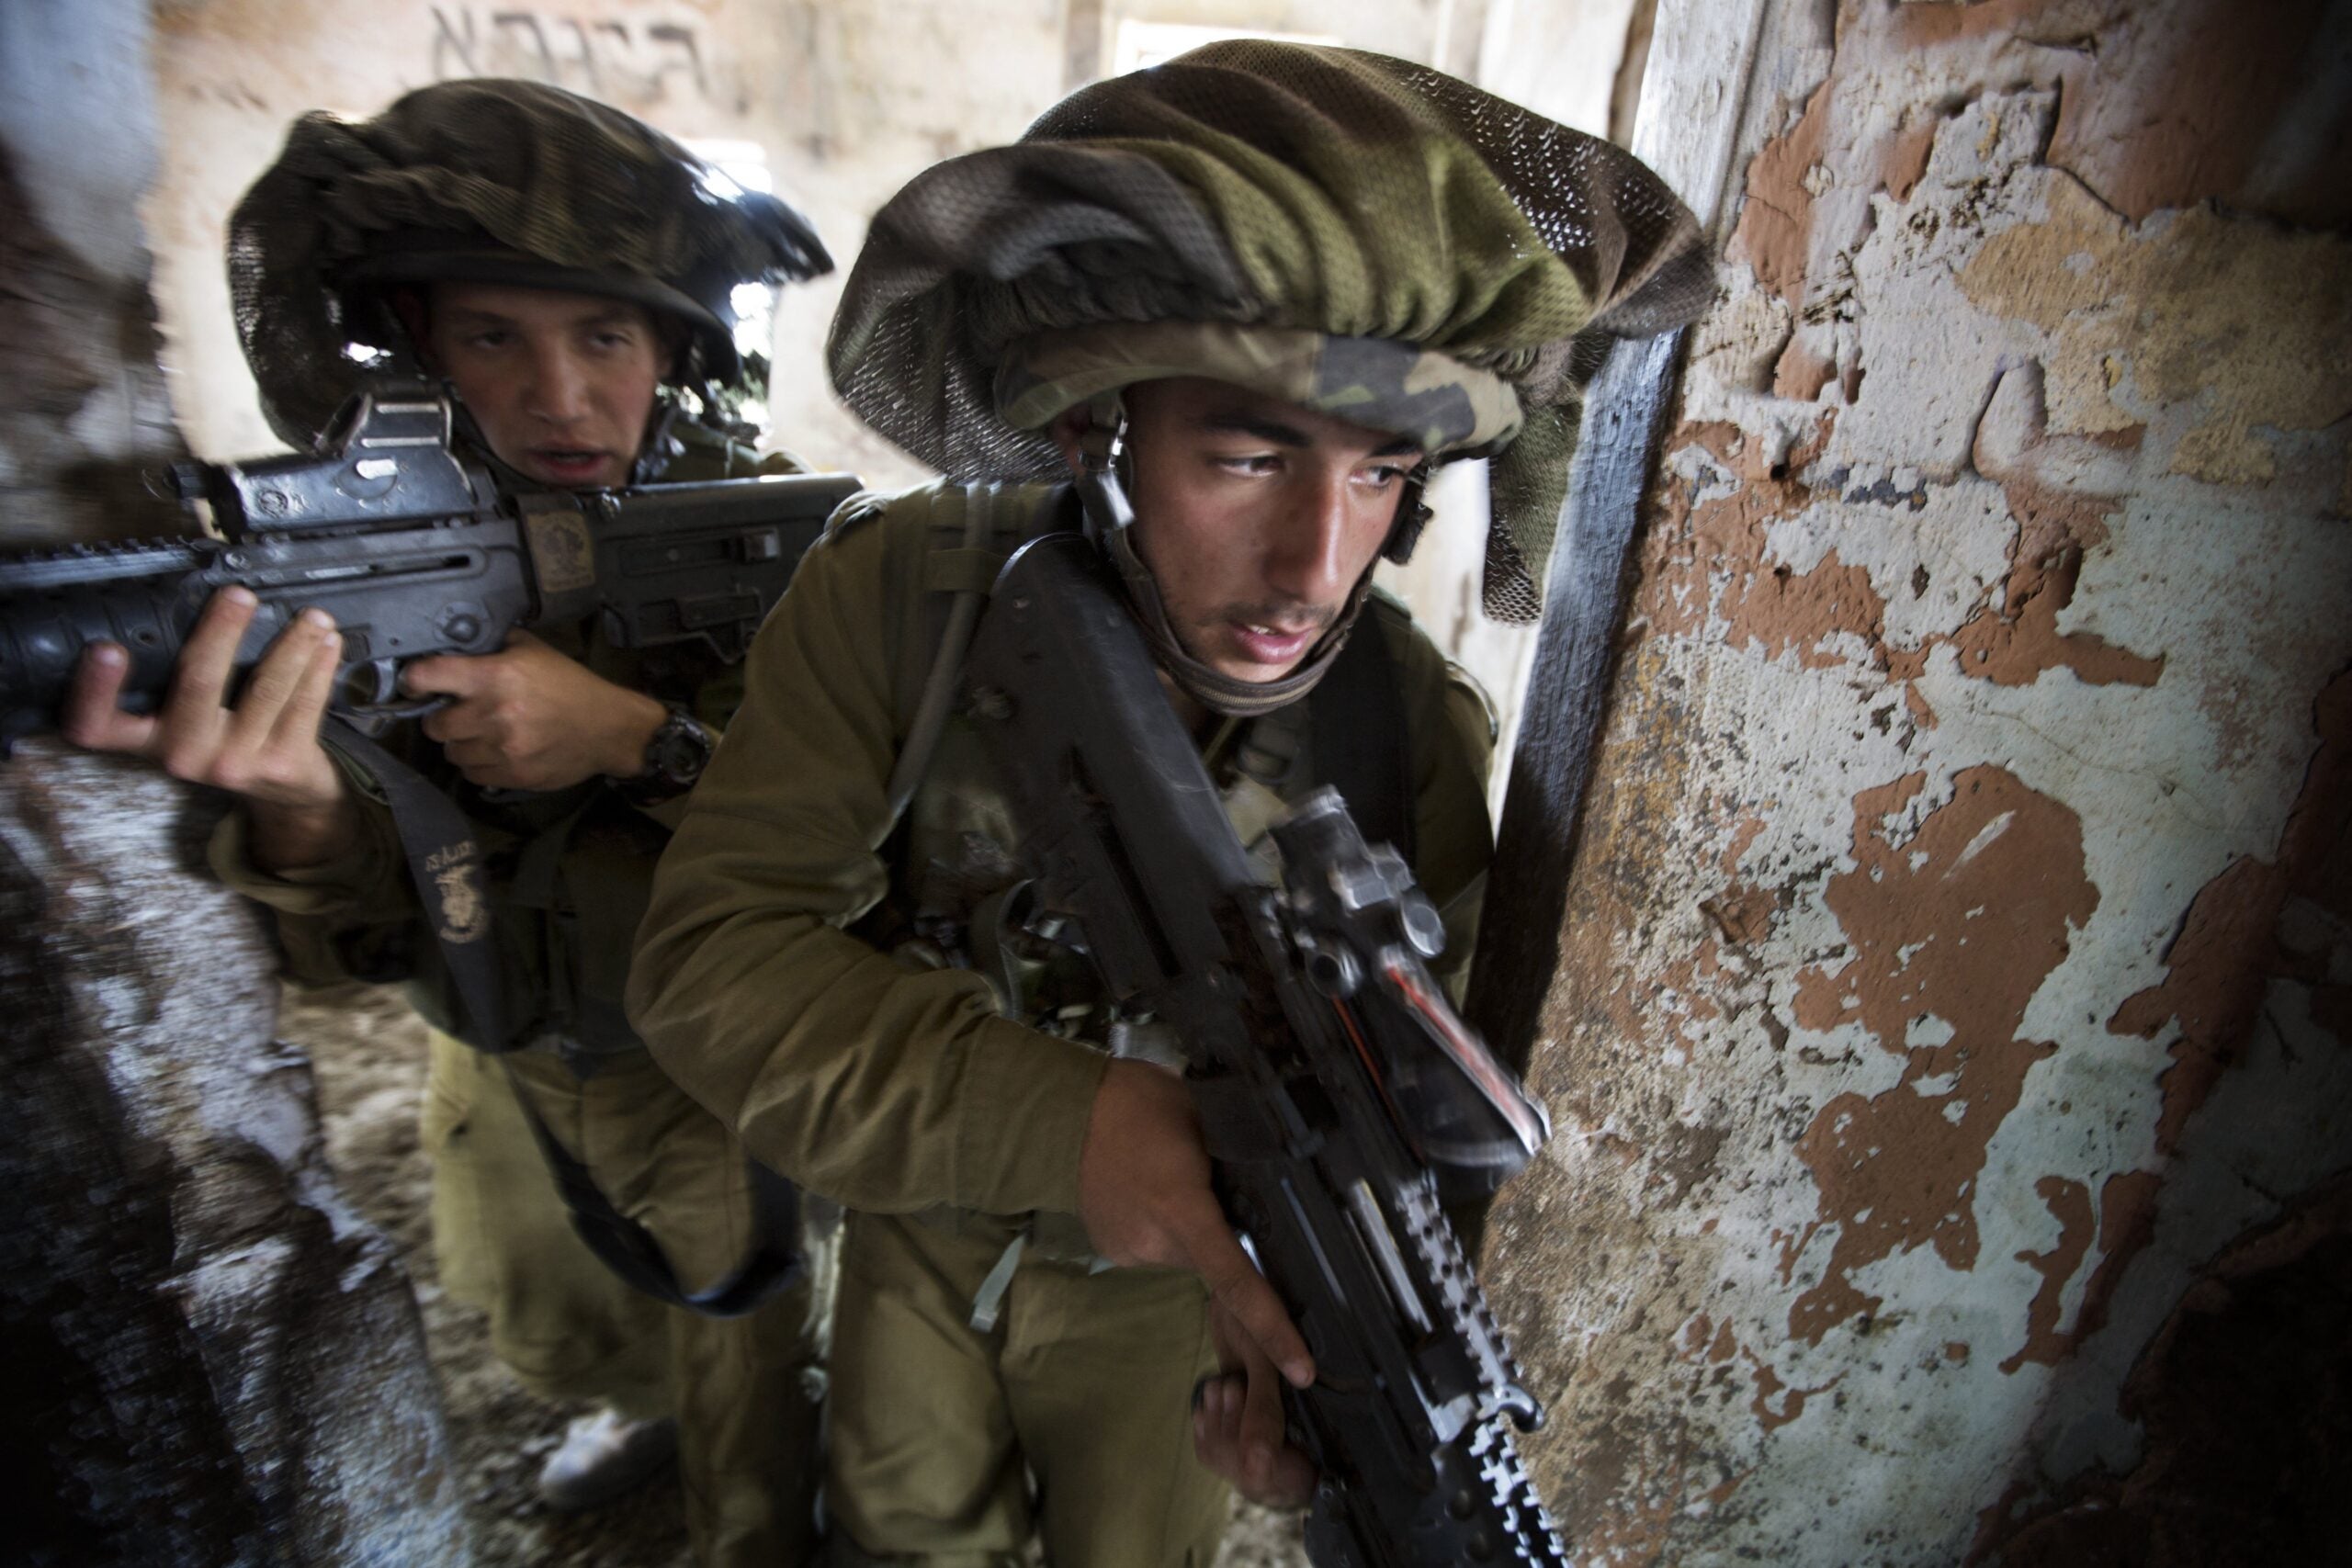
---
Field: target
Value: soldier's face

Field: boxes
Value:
[424,282,669,490]
[1110,378,1419,683]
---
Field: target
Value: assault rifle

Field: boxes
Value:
[963,534,1566,1566]
[0,378,849,1318]
[0,379,859,747]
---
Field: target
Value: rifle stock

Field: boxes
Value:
[963,534,1566,1566]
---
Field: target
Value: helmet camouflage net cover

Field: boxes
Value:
[828,40,1712,620]
[231,78,831,448]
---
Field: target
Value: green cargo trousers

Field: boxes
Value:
[423,1032,830,1566]
[825,1209,1231,1566]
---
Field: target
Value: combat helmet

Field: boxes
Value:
[229,78,831,451]
[828,41,1710,712]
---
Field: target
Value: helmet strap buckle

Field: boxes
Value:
[1382,463,1435,565]
[1074,402,1136,544]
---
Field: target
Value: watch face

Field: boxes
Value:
[651,716,715,783]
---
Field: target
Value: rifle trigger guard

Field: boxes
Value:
[336,656,450,728]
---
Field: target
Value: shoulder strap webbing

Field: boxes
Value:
[1307,612,1415,863]
[319,716,803,1317]
[502,1063,804,1317]
[883,483,1079,831]
[885,484,999,824]
[322,716,508,1049]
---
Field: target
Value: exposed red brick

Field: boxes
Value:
[2045,0,2351,228]
[2075,1168,2165,1345]
[1728,83,1832,305]
[1882,113,1939,201]
[1787,767,2097,1344]
[1950,478,2161,688]
[1977,1176,2352,1564]
[1701,883,1779,947]
[1652,412,2157,694]
[2109,671,2352,1151]
[1642,415,1886,674]
[1724,814,1768,874]
[2003,1177,2097,1373]
[1772,338,1839,401]
[1884,0,2348,227]
[1747,1356,1840,1433]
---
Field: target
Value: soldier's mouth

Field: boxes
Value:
[1228,620,1319,669]
[528,448,617,484]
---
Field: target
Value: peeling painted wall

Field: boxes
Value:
[1481,0,2352,1562]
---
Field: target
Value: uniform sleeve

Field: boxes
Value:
[627,497,1111,1218]
[206,754,419,988]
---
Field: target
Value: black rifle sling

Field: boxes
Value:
[1306,614,1414,864]
[322,717,510,1049]
[498,1061,804,1317]
[884,484,1416,861]
[319,716,803,1317]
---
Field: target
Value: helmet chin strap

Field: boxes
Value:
[1073,399,1372,721]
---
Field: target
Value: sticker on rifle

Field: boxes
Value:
[424,840,491,944]
[524,504,596,594]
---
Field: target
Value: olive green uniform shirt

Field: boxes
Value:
[627,482,1496,1229]
[209,423,795,1030]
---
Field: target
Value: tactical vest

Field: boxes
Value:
[367,429,777,1069]
[843,481,1477,1272]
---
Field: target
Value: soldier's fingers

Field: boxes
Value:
[1191,1216,1314,1389]
[421,694,492,745]
[1193,1373,1247,1476]
[451,757,525,789]
[224,610,334,750]
[1193,1368,1315,1508]
[168,587,260,712]
[1235,1337,1301,1482]
[148,590,272,770]
[440,736,508,773]
[60,643,155,753]
[267,621,343,751]
[400,652,482,700]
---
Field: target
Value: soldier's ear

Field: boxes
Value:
[1046,406,1092,476]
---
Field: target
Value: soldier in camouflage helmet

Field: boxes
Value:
[63,80,836,1565]
[630,41,1709,1563]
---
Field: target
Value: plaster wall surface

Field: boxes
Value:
[1482,0,2352,1561]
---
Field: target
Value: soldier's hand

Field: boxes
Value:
[1195,1323,1317,1508]
[62,586,356,871]
[403,630,665,792]
[1078,1058,1316,1402]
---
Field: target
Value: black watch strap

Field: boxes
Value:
[615,703,715,806]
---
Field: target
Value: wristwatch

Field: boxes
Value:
[615,704,717,806]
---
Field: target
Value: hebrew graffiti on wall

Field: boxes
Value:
[429,7,718,107]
